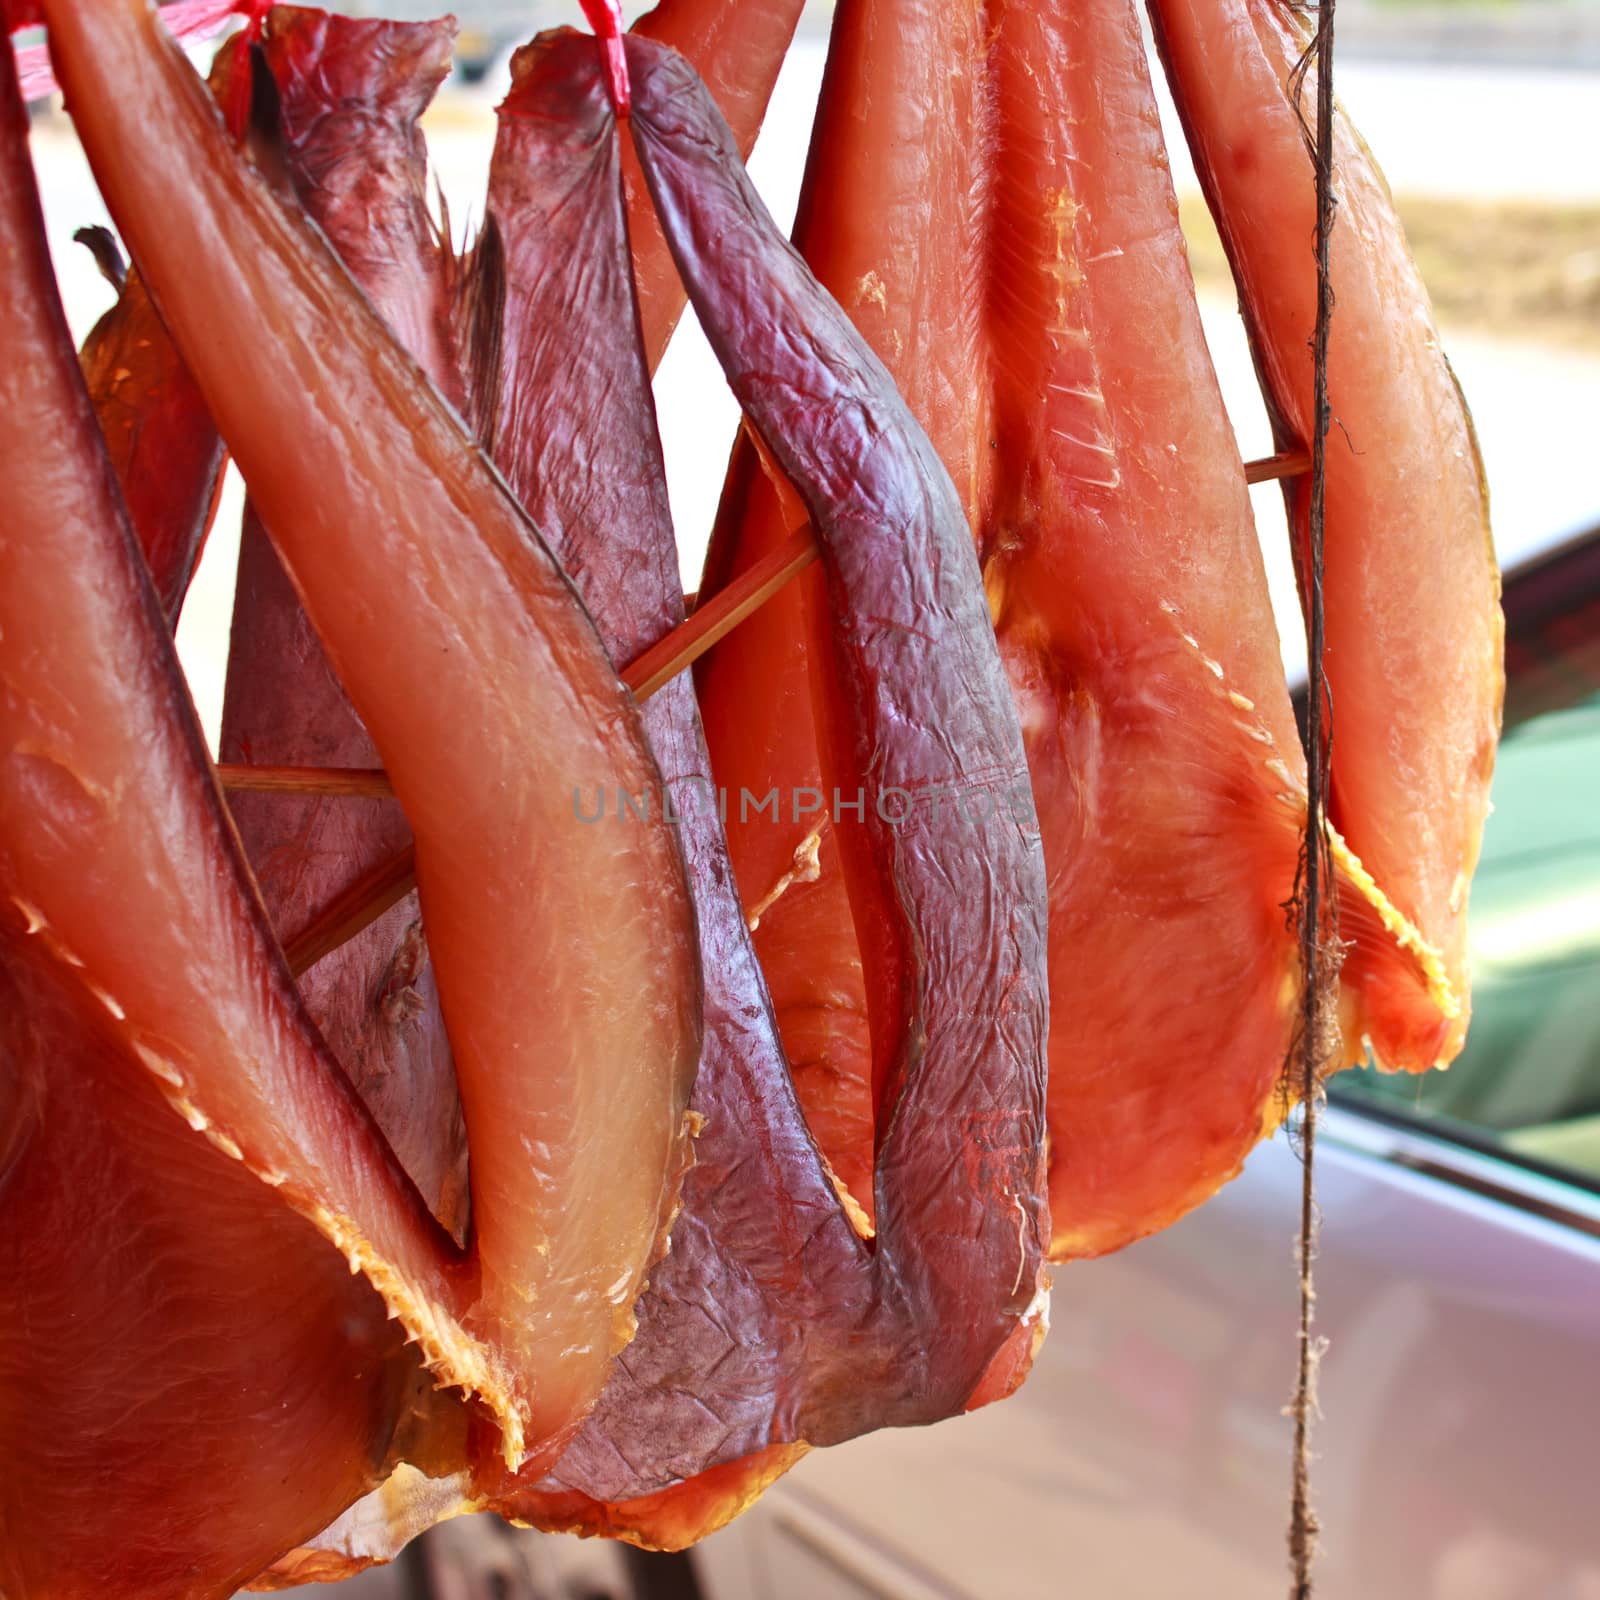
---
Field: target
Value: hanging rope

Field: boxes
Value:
[1287,0,1341,1592]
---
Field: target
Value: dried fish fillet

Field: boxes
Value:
[217,8,471,1239]
[1147,0,1503,1072]
[0,54,415,1596]
[511,32,1051,1538]
[34,0,701,1471]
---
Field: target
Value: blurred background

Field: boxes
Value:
[17,1,1600,1595]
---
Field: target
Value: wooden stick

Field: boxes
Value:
[1245,448,1311,485]
[217,764,393,798]
[217,526,822,803]
[282,844,417,976]
[220,451,1304,806]
[229,450,1306,792]
[623,525,818,699]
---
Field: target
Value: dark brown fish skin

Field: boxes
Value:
[475,33,870,1520]
[257,7,467,408]
[78,265,225,622]
[630,25,1050,1349]
[688,0,990,1222]
[460,34,1049,1544]
[627,0,810,366]
[218,8,469,1237]
[0,50,412,1594]
[627,36,1050,1244]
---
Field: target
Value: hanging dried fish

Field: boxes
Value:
[272,28,1051,1565]
[699,0,1498,1260]
[3,4,702,1589]
[1148,0,1503,1074]
[0,0,1502,1585]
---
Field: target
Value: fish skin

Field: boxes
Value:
[492,35,1045,1544]
[78,265,225,622]
[1146,0,1503,1072]
[0,50,419,1594]
[481,32,853,1525]
[627,0,810,366]
[217,8,470,1242]
[256,7,466,404]
[40,0,702,1466]
[630,25,1049,1427]
[691,0,996,1223]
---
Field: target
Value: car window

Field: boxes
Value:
[1333,549,1600,1191]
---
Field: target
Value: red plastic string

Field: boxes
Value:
[223,0,272,140]
[10,0,261,103]
[577,0,630,115]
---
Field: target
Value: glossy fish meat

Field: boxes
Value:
[218,8,471,1239]
[1147,0,1503,1072]
[0,49,418,1594]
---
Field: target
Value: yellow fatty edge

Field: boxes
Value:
[129,1059,528,1468]
[251,1467,484,1588]
[304,1206,526,1471]
[1157,611,1459,1026]
[818,1148,875,1241]
[1325,823,1459,1023]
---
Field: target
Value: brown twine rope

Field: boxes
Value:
[1283,0,1341,1593]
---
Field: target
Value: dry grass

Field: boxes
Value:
[1179,193,1600,350]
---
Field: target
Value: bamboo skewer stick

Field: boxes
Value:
[254,443,1310,974]
[218,764,396,799]
[282,844,417,976]
[222,453,1302,804]
[624,525,818,700]
[1244,447,1310,484]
